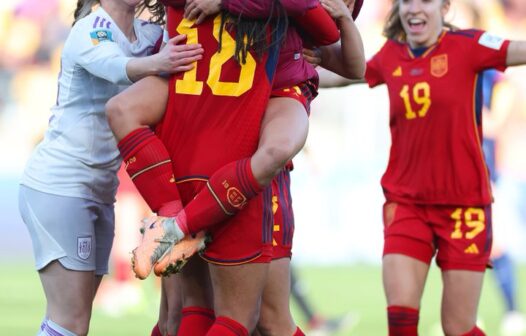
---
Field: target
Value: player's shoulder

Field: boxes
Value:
[69,8,118,46]
[135,19,163,45]
[445,28,483,40]
[445,29,506,51]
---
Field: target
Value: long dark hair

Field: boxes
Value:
[219,0,288,64]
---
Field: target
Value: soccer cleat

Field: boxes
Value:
[153,231,209,277]
[131,215,185,279]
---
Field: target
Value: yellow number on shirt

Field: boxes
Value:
[450,207,486,240]
[175,16,256,97]
[175,19,204,95]
[400,82,431,119]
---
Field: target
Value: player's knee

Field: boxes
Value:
[106,95,128,130]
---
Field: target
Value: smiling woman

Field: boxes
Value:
[317,0,526,335]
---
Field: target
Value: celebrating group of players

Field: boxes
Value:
[18,0,526,335]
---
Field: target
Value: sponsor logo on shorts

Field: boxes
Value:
[227,187,247,208]
[464,243,479,254]
[78,236,92,260]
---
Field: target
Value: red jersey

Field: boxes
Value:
[366,29,510,206]
[155,7,283,179]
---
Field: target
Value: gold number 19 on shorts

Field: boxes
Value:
[450,207,485,240]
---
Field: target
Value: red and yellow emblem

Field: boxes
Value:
[430,54,448,77]
[227,187,247,208]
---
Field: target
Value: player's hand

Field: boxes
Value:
[185,0,221,25]
[321,0,353,23]
[303,48,322,67]
[155,34,204,73]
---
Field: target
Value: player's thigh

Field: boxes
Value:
[107,75,169,138]
[19,185,112,274]
[179,256,213,308]
[383,254,430,308]
[440,270,484,335]
[258,97,309,158]
[209,262,269,330]
[382,202,433,307]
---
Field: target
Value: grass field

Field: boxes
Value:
[1,261,526,335]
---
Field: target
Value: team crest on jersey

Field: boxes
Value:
[77,236,92,260]
[430,54,448,77]
[227,187,247,208]
[90,30,114,45]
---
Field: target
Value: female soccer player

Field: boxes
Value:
[318,0,526,335]
[17,0,202,335]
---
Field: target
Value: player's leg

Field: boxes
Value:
[19,186,112,336]
[257,258,299,336]
[106,76,183,218]
[157,275,183,336]
[207,262,269,335]
[433,205,492,335]
[252,92,310,187]
[440,270,485,335]
[383,254,429,336]
[177,257,215,336]
[382,202,434,336]
[39,263,99,336]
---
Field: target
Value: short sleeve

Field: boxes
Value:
[365,51,385,88]
[469,30,510,73]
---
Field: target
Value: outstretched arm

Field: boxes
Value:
[506,40,526,66]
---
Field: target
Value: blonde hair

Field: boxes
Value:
[383,0,457,41]
[72,0,165,26]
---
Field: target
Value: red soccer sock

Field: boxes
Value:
[460,326,485,336]
[177,306,215,336]
[150,323,162,336]
[206,316,249,336]
[181,158,262,234]
[118,127,182,216]
[293,326,305,336]
[387,306,419,336]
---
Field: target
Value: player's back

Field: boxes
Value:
[156,7,284,179]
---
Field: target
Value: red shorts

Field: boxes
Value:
[271,80,318,115]
[175,169,294,265]
[271,169,294,260]
[383,201,492,271]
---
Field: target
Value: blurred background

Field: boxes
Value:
[1,0,526,335]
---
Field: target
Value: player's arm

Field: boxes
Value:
[185,0,316,23]
[317,0,365,79]
[506,40,526,66]
[72,22,202,84]
[127,35,203,82]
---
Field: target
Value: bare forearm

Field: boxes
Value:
[320,16,365,79]
[126,55,162,82]
[506,40,526,66]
